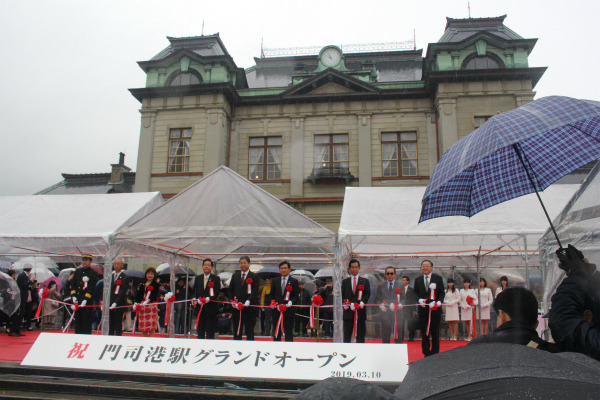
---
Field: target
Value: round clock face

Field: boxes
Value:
[322,47,341,67]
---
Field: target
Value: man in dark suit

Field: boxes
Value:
[342,259,371,343]
[414,259,445,356]
[375,266,404,343]
[194,258,221,339]
[271,261,300,342]
[10,266,32,336]
[71,255,99,334]
[108,257,130,336]
[401,275,417,341]
[228,256,259,340]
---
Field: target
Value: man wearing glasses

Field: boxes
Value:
[375,267,404,343]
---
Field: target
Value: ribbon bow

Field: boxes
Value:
[307,295,323,329]
[164,292,175,325]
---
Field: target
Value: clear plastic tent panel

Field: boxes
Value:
[0,193,164,259]
[540,162,600,310]
[339,185,580,270]
[115,167,336,263]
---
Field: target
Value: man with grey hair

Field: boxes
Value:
[109,257,130,336]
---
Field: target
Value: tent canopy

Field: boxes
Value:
[540,162,600,308]
[339,185,579,268]
[114,167,336,267]
[0,192,163,258]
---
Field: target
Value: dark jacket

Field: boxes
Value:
[134,280,160,303]
[109,271,131,307]
[375,279,403,322]
[194,274,221,315]
[341,276,371,321]
[72,266,99,304]
[469,320,559,353]
[549,274,600,360]
[228,270,260,315]
[16,271,32,304]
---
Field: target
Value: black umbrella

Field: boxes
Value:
[256,267,280,279]
[396,343,600,399]
[123,269,145,282]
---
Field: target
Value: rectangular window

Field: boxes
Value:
[314,134,348,173]
[248,136,282,180]
[167,128,192,173]
[381,132,418,177]
[474,116,492,129]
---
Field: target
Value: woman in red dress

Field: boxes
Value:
[135,267,160,337]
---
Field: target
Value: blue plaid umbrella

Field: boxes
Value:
[420,96,600,246]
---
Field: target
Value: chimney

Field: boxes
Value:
[108,153,132,185]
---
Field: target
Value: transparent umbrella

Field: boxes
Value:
[0,271,21,317]
[13,257,59,272]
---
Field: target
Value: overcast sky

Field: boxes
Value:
[1,0,598,195]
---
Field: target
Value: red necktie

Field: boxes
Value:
[352,277,357,294]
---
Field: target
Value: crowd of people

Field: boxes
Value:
[4,247,599,364]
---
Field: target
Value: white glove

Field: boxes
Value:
[436,301,442,307]
[397,303,403,310]
[390,303,396,312]
[379,303,387,312]
[429,301,436,308]
[359,301,364,309]
[350,302,356,311]
[419,298,426,307]
[110,302,117,309]
[244,300,250,307]
[343,302,349,310]
[80,300,87,307]
[205,297,210,303]
[287,301,292,307]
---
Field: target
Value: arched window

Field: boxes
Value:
[462,53,504,70]
[166,70,202,86]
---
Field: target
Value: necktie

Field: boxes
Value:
[204,275,207,289]
[282,278,286,293]
[425,275,429,287]
[389,282,393,293]
[241,273,246,283]
[352,277,357,294]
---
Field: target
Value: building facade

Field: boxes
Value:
[131,15,545,231]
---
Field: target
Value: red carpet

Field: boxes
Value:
[0,330,467,364]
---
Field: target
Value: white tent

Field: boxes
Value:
[339,184,580,270]
[0,193,164,259]
[114,167,336,265]
[540,163,600,311]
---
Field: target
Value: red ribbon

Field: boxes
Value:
[114,280,122,295]
[352,303,359,337]
[357,284,364,301]
[274,304,287,337]
[35,289,50,320]
[195,303,204,330]
[472,307,477,337]
[232,299,244,336]
[307,295,323,329]
[246,278,253,295]
[164,295,175,325]
[208,281,215,297]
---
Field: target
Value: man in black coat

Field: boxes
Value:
[342,259,371,343]
[108,257,130,336]
[228,256,259,340]
[375,266,404,343]
[414,259,445,356]
[549,245,600,360]
[71,255,99,334]
[10,266,32,336]
[271,261,300,342]
[194,259,221,339]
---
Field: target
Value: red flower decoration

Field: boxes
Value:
[466,295,474,306]
[357,284,365,291]
[278,304,287,312]
[115,280,122,286]
[147,286,154,292]
[208,281,215,288]
[246,278,253,284]
[394,288,402,294]
[311,295,323,306]
[286,285,293,292]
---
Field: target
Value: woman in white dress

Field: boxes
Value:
[444,278,460,340]
[495,276,508,297]
[459,278,477,341]
[479,278,494,335]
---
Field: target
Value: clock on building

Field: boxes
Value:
[320,46,342,67]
